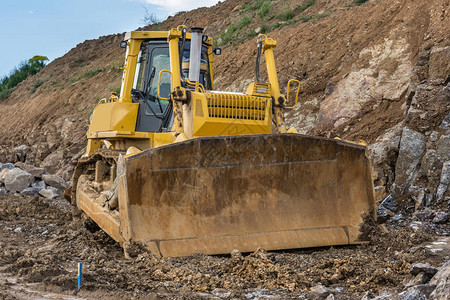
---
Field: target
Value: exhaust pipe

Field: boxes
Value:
[189,27,203,82]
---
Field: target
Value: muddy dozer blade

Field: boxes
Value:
[117,133,376,257]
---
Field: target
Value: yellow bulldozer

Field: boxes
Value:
[68,25,376,257]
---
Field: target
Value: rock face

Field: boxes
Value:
[429,260,450,300]
[393,127,427,194]
[4,168,33,193]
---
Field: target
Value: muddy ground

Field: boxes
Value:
[0,194,448,299]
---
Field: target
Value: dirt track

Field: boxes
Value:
[0,194,448,299]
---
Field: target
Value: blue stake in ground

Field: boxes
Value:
[77,262,83,291]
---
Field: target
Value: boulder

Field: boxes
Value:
[13,145,30,162]
[410,263,438,276]
[0,187,6,196]
[41,174,69,190]
[39,187,60,200]
[14,162,46,178]
[394,127,426,193]
[4,168,33,193]
[404,284,436,299]
[429,260,450,300]
[20,187,40,196]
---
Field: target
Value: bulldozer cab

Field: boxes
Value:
[132,39,212,133]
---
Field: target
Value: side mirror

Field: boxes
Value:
[119,41,127,48]
[213,48,222,55]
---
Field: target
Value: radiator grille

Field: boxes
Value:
[206,93,268,121]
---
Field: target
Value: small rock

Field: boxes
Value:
[31,180,46,191]
[415,209,434,221]
[361,291,374,300]
[39,187,60,199]
[41,174,69,190]
[1,163,14,170]
[325,294,335,300]
[432,212,449,224]
[405,273,432,287]
[231,249,243,259]
[20,187,40,196]
[424,193,433,207]
[4,168,33,193]
[14,227,22,233]
[429,131,439,142]
[377,206,390,224]
[310,284,333,299]
[392,214,403,221]
[380,194,397,212]
[0,169,8,184]
[0,187,6,196]
[399,288,426,300]
[410,263,438,276]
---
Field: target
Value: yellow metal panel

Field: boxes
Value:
[89,102,139,133]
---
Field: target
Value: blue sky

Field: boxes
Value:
[0,0,220,78]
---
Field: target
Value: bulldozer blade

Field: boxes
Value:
[117,133,376,257]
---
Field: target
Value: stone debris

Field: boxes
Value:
[0,161,66,199]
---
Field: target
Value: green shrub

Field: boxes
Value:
[279,9,295,21]
[0,55,48,100]
[258,2,271,18]
[354,0,369,5]
[31,79,44,93]
[70,67,104,83]
[298,0,316,13]
[299,15,312,22]
[238,16,252,30]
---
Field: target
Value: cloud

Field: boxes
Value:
[29,10,34,14]
[139,0,221,14]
